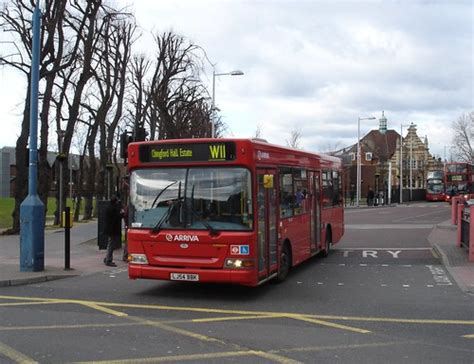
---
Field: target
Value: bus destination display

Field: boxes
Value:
[139,142,236,163]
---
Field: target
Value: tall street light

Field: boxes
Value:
[20,3,44,271]
[357,116,376,207]
[57,129,66,225]
[211,69,244,138]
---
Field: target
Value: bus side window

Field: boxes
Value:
[279,168,294,218]
[332,170,342,206]
[293,169,308,214]
[322,171,333,208]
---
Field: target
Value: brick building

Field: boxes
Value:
[0,146,80,198]
[334,112,442,202]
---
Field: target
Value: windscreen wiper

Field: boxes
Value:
[151,180,178,208]
[199,213,220,237]
[151,201,175,233]
[152,181,183,233]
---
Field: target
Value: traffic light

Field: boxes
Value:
[120,132,132,159]
[134,126,147,142]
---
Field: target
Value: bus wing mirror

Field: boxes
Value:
[263,175,274,189]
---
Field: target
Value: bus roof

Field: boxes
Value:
[128,138,342,169]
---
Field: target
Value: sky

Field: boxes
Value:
[0,0,472,159]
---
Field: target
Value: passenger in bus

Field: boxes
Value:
[449,186,457,198]
[295,188,305,206]
[203,201,218,220]
[280,192,294,216]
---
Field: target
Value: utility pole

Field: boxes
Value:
[20,3,44,271]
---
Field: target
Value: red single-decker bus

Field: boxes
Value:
[126,138,344,286]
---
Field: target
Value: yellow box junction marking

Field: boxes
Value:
[0,341,37,364]
[70,350,301,364]
[1,294,474,330]
[2,294,473,363]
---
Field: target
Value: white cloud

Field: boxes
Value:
[0,0,471,162]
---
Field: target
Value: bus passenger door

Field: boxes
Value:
[309,171,321,253]
[257,169,278,279]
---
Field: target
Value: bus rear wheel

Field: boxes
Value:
[275,244,291,283]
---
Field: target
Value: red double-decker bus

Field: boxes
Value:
[426,170,444,201]
[444,162,473,203]
[126,138,344,286]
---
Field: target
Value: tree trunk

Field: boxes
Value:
[10,78,31,234]
[82,122,98,220]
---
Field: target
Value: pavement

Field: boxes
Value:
[429,220,474,294]
[0,216,473,294]
[0,220,128,287]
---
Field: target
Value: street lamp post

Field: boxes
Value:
[408,123,417,201]
[20,3,44,271]
[211,69,244,138]
[410,132,413,201]
[57,129,66,226]
[356,116,376,207]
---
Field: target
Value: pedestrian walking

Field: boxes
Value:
[367,187,375,206]
[122,204,129,262]
[103,195,122,267]
[350,187,355,206]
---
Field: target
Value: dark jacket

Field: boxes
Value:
[104,201,122,236]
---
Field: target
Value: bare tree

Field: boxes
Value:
[0,0,86,232]
[320,141,342,155]
[84,11,135,203]
[127,54,153,137]
[452,112,473,163]
[286,127,302,149]
[149,32,212,140]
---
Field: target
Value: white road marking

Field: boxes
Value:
[426,265,453,286]
[362,250,378,258]
[337,248,432,250]
[345,224,435,229]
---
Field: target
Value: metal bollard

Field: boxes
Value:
[457,204,463,247]
[469,205,474,262]
[64,207,71,270]
[452,197,461,225]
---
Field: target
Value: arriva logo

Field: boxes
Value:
[173,235,199,242]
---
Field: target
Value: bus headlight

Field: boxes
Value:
[225,258,254,269]
[129,254,148,264]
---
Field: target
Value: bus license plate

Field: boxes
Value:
[170,273,199,281]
